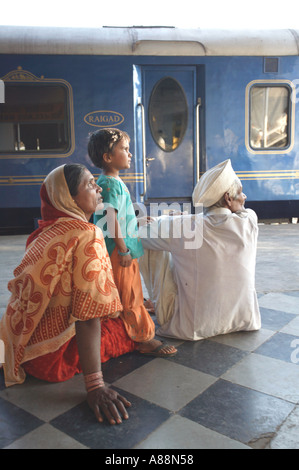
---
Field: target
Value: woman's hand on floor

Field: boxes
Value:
[87,385,131,425]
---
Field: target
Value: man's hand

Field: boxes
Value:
[137,216,155,227]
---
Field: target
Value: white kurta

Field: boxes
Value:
[139,208,261,341]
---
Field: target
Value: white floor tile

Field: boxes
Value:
[0,374,86,421]
[4,423,88,449]
[281,316,299,337]
[210,328,274,351]
[113,358,217,412]
[222,353,299,404]
[269,405,299,449]
[258,293,299,315]
[135,415,250,449]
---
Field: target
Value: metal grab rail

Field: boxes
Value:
[195,97,201,183]
[137,100,147,200]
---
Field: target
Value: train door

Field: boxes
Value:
[135,65,204,203]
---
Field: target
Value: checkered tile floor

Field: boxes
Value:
[0,225,299,449]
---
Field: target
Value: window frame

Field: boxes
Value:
[245,79,295,155]
[148,76,189,153]
[0,69,75,160]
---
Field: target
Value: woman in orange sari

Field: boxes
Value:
[0,163,139,425]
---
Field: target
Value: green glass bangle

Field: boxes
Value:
[118,248,131,256]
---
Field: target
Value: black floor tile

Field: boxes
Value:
[255,332,299,364]
[260,307,295,331]
[179,379,294,446]
[167,339,248,377]
[50,388,171,449]
[102,352,155,383]
[0,396,44,448]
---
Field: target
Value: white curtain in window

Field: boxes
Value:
[250,86,289,149]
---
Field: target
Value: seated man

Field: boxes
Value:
[139,159,261,341]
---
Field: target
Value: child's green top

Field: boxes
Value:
[94,175,144,259]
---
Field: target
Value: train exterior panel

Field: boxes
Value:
[1,27,299,233]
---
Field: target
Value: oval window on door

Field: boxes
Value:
[148,77,188,152]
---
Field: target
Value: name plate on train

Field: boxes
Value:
[84,110,124,127]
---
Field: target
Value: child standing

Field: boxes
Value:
[88,128,177,357]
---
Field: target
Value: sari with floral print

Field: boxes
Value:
[0,165,136,387]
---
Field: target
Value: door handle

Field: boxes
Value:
[146,157,155,166]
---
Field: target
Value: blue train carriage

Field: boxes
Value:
[0,26,299,234]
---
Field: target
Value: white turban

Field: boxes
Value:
[192,159,237,207]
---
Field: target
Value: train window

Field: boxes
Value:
[249,85,290,150]
[148,77,188,152]
[0,84,70,154]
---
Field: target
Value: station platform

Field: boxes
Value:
[0,223,298,450]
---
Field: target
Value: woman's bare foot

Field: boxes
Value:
[144,299,155,314]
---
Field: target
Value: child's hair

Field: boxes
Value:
[87,128,130,169]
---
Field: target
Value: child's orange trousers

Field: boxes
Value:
[110,247,155,343]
